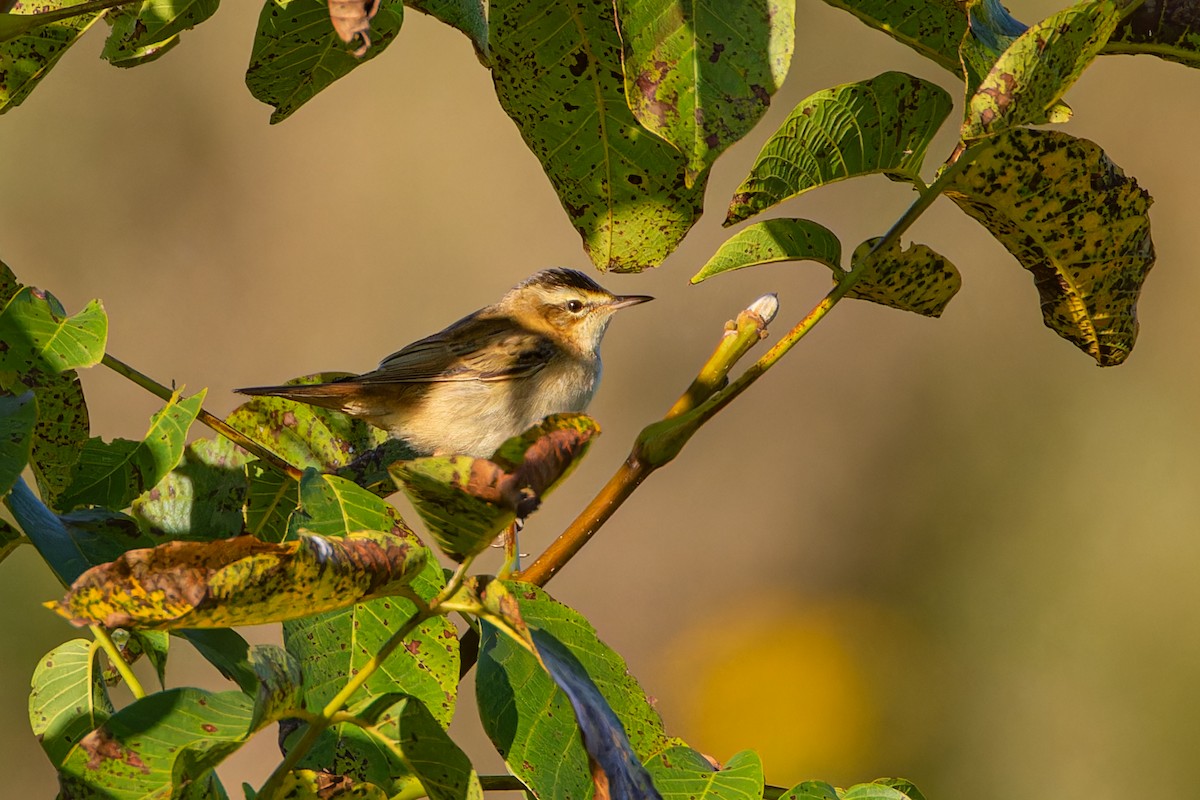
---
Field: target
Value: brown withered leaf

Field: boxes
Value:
[51,530,427,629]
[328,0,381,57]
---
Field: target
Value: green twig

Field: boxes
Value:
[90,624,145,700]
[101,353,303,480]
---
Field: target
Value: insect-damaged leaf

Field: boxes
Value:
[615,0,794,186]
[393,414,600,561]
[946,129,1153,366]
[246,0,403,123]
[51,530,427,629]
[476,579,663,800]
[0,286,107,374]
[1105,0,1200,68]
[101,0,220,68]
[0,1,107,114]
[691,218,842,283]
[845,237,961,318]
[962,0,1120,141]
[489,0,705,271]
[725,72,952,224]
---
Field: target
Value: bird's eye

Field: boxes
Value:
[566,299,584,313]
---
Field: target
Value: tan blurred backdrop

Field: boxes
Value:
[2,2,1199,798]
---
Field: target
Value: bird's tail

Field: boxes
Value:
[235,381,358,411]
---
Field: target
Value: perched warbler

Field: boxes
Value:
[237,268,652,458]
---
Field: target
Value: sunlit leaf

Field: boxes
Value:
[246,0,403,123]
[52,530,428,629]
[1105,0,1200,68]
[489,0,705,271]
[132,437,251,540]
[947,129,1153,366]
[645,747,762,800]
[0,286,106,373]
[57,688,257,799]
[962,0,1121,140]
[616,0,794,185]
[58,391,204,512]
[407,0,488,65]
[476,581,673,800]
[101,0,220,68]
[29,639,113,767]
[725,72,952,224]
[0,0,107,113]
[0,390,36,496]
[845,237,961,318]
[394,414,600,561]
[691,218,841,283]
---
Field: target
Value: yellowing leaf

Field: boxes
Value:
[846,237,961,318]
[52,530,427,629]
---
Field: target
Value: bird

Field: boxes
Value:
[237,268,652,458]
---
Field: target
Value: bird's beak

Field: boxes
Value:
[609,294,654,310]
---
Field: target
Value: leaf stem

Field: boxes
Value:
[90,624,145,700]
[100,353,303,479]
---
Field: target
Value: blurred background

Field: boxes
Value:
[2,1,1198,797]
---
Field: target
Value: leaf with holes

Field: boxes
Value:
[947,129,1153,366]
[489,0,705,271]
[691,218,842,283]
[52,530,427,629]
[393,414,600,561]
[247,0,403,123]
[616,0,794,185]
[726,72,952,224]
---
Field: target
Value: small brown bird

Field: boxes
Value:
[237,269,652,458]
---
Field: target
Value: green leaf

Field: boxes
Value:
[616,0,794,185]
[100,629,170,689]
[476,581,673,800]
[868,778,927,800]
[947,129,1154,366]
[0,286,107,373]
[381,696,484,800]
[101,0,221,68]
[246,0,404,123]
[0,518,25,564]
[815,0,966,75]
[244,461,300,541]
[132,437,252,540]
[489,0,705,271]
[247,644,304,731]
[0,390,36,496]
[57,688,257,799]
[52,530,429,629]
[725,72,953,224]
[227,374,390,473]
[845,237,961,318]
[6,476,91,583]
[691,218,842,283]
[289,470,417,540]
[782,781,840,800]
[4,369,91,510]
[394,414,600,561]
[962,0,1121,140]
[1105,0,1200,68]
[0,1,107,113]
[29,639,113,768]
[58,391,204,512]
[646,747,763,800]
[407,0,488,65]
